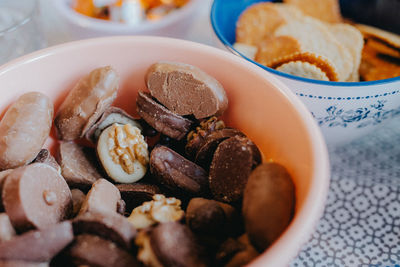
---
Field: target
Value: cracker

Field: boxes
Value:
[274,17,352,81]
[236,2,286,45]
[329,23,364,82]
[233,43,258,60]
[356,24,400,50]
[365,38,400,59]
[364,65,400,81]
[360,44,400,81]
[273,3,305,22]
[276,61,330,81]
[283,0,342,23]
[255,36,301,67]
[270,52,339,81]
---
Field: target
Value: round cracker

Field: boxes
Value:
[236,2,286,46]
[255,36,301,67]
[283,0,342,23]
[270,52,339,81]
[276,61,329,81]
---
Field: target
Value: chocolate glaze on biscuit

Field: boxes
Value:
[68,234,140,267]
[150,146,208,196]
[0,170,13,212]
[58,142,103,190]
[136,92,192,140]
[79,179,121,215]
[0,214,15,242]
[242,163,295,251]
[209,136,255,203]
[85,106,142,143]
[0,92,53,170]
[32,149,61,173]
[3,163,72,232]
[0,221,73,262]
[73,212,136,249]
[150,222,208,267]
[195,128,245,170]
[146,62,228,119]
[55,66,119,141]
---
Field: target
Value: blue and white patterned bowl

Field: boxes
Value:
[210,0,400,146]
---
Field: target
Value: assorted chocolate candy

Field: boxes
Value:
[0,62,295,266]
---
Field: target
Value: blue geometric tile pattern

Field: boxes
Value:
[291,121,400,266]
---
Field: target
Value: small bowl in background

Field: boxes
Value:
[0,36,329,266]
[49,0,202,39]
[211,0,400,146]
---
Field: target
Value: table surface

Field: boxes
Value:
[30,0,400,266]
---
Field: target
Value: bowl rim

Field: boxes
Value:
[0,36,330,266]
[50,0,202,33]
[210,0,400,87]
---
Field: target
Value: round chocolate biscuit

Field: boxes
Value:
[186,198,226,234]
[0,221,73,262]
[136,91,192,140]
[150,222,207,267]
[73,212,136,249]
[209,136,254,203]
[242,163,295,252]
[2,163,72,232]
[68,234,140,267]
[150,146,208,196]
[194,128,245,170]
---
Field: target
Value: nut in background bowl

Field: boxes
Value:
[210,0,400,146]
[48,0,203,40]
[0,36,329,266]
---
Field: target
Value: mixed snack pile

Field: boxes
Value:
[73,0,189,24]
[0,62,295,266]
[234,0,400,82]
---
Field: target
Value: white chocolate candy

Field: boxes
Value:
[97,123,148,183]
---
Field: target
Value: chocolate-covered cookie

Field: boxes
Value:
[0,221,73,262]
[55,66,119,141]
[0,261,48,267]
[0,214,15,242]
[194,128,245,170]
[2,163,72,232]
[185,117,225,158]
[209,136,255,203]
[79,179,121,215]
[116,183,161,214]
[150,146,208,196]
[68,234,140,267]
[73,212,136,249]
[242,163,295,252]
[58,142,103,190]
[186,198,226,234]
[70,189,85,217]
[0,170,12,212]
[146,62,228,119]
[136,222,207,267]
[85,106,142,143]
[136,92,192,140]
[32,149,61,174]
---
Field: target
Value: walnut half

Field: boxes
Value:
[97,123,149,183]
[127,194,184,229]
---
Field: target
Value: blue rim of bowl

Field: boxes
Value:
[210,0,400,87]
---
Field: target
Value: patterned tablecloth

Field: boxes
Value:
[292,120,400,267]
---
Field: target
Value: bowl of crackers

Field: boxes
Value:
[49,0,202,39]
[0,36,329,266]
[211,0,400,145]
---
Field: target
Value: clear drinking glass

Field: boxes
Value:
[0,0,46,65]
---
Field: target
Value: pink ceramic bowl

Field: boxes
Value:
[0,36,329,266]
